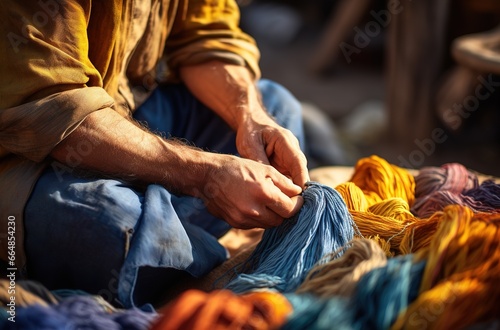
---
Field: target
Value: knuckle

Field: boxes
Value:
[241,206,261,218]
[229,210,245,224]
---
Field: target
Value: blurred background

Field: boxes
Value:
[238,0,500,176]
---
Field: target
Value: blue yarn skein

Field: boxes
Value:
[226,182,357,293]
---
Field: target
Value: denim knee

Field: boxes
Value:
[24,169,143,299]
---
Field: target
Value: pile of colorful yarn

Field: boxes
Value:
[150,155,500,330]
[4,155,499,329]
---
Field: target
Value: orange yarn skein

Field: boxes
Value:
[151,289,292,330]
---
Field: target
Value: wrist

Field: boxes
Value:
[156,139,220,196]
[235,102,277,134]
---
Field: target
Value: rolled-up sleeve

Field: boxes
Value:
[0,0,116,162]
[0,88,114,162]
[165,0,261,80]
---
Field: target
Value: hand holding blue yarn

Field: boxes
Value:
[226,182,358,293]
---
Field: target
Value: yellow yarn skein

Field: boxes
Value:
[335,182,369,212]
[350,155,416,207]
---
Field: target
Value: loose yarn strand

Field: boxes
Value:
[296,238,387,298]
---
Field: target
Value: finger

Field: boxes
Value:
[268,194,303,219]
[268,170,302,197]
[264,183,304,218]
[243,205,285,228]
[271,149,309,188]
[290,152,310,188]
[265,135,309,188]
[233,210,282,229]
[221,201,280,229]
[290,195,304,215]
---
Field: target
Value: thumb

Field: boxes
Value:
[269,169,302,197]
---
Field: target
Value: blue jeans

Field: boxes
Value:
[24,80,304,308]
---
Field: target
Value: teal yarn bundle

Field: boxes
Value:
[226,182,357,293]
[282,294,353,330]
[283,254,426,330]
[352,254,425,330]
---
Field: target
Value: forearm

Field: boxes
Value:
[179,61,273,131]
[50,108,209,195]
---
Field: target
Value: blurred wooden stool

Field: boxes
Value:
[437,16,500,131]
[452,26,500,75]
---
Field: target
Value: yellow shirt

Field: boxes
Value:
[0,0,260,272]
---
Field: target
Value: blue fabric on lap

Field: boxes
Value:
[25,170,227,308]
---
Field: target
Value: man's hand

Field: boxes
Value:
[235,108,309,189]
[194,153,303,229]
